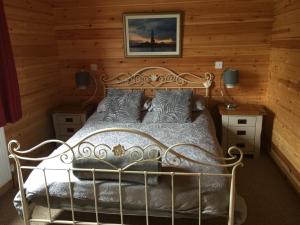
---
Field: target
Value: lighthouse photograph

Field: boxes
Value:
[123,13,181,57]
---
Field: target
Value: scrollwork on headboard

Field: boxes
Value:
[100,66,214,97]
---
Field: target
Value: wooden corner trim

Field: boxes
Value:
[270,143,300,195]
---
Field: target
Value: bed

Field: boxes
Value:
[9,67,246,225]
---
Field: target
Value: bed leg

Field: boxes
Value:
[16,164,30,225]
[228,165,239,225]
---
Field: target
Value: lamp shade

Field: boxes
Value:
[75,70,90,89]
[222,68,239,88]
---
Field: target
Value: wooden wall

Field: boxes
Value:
[266,0,300,191]
[3,0,61,149]
[52,0,273,105]
[2,0,299,192]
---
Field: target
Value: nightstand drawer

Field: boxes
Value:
[228,126,256,140]
[54,114,83,124]
[227,139,255,154]
[58,124,82,136]
[228,116,256,127]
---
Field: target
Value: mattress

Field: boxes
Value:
[14,109,246,223]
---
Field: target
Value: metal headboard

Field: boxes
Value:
[100,66,214,97]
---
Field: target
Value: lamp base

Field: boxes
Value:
[225,103,238,110]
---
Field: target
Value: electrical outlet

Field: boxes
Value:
[215,61,223,69]
[90,64,98,71]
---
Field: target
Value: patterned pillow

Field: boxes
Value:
[107,89,127,96]
[151,90,192,123]
[97,89,144,113]
[97,96,151,113]
[103,92,143,122]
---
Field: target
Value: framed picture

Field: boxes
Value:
[123,12,182,57]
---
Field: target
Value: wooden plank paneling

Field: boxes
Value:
[266,0,300,189]
[1,0,274,150]
[53,0,273,105]
[3,0,61,149]
[3,1,300,193]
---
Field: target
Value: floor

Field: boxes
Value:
[0,152,299,225]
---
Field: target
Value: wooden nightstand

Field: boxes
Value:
[218,104,266,158]
[52,105,94,141]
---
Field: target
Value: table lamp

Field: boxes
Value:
[75,70,90,89]
[75,69,98,107]
[221,68,239,109]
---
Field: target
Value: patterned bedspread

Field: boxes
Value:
[14,109,246,223]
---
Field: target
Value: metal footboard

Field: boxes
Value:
[8,128,243,225]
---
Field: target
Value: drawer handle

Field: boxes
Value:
[237,130,246,135]
[236,143,245,148]
[67,128,75,133]
[65,118,73,123]
[238,119,247,124]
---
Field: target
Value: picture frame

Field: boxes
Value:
[123,12,182,57]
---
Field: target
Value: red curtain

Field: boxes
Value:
[0,0,22,127]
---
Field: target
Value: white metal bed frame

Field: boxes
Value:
[8,67,243,225]
[99,66,213,96]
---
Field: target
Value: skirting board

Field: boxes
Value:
[0,179,13,197]
[270,149,300,195]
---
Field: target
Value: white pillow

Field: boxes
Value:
[96,98,106,112]
[194,99,206,111]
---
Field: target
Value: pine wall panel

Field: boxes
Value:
[2,0,299,193]
[3,1,300,194]
[266,0,300,191]
[52,0,273,105]
[3,0,61,149]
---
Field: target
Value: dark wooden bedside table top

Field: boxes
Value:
[218,104,266,116]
